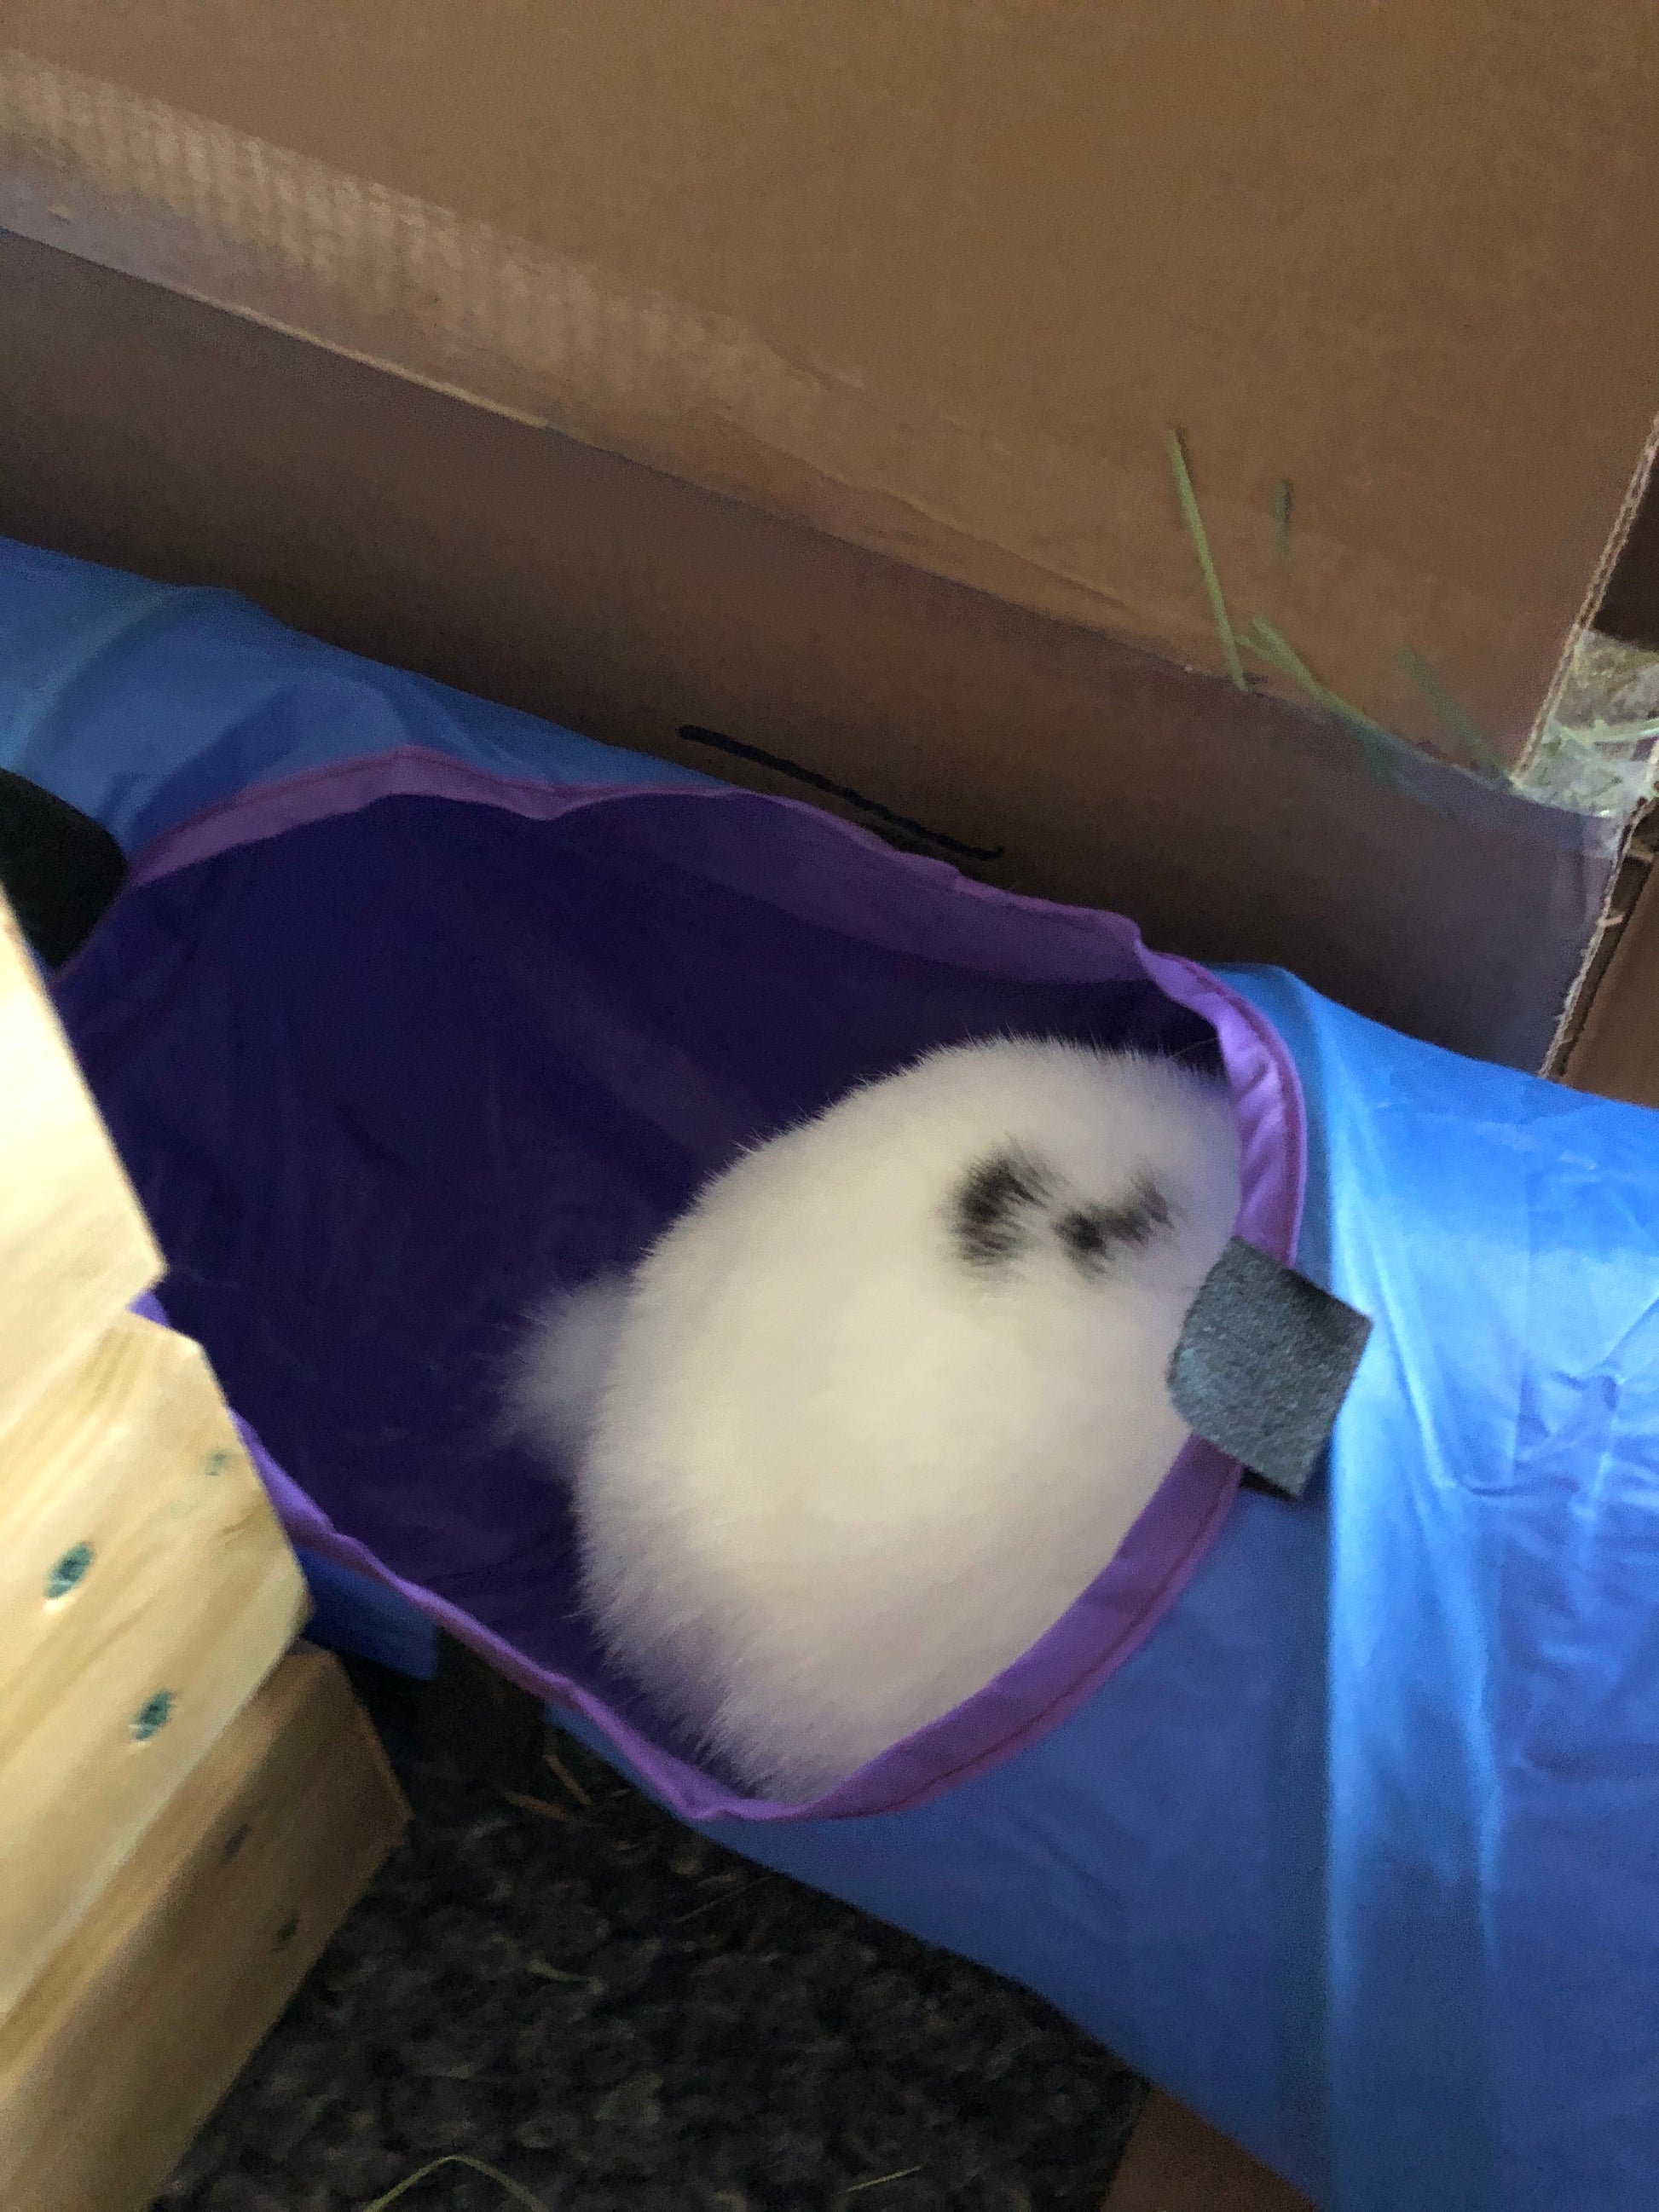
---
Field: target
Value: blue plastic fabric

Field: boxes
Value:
[296,1545,439,1683]
[561,970,1659,2211]
[0,536,713,843]
[9,534,1659,2209]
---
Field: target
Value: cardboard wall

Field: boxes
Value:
[1559,814,1659,1103]
[6,6,1659,766]
[0,231,1616,1078]
[1600,481,1659,652]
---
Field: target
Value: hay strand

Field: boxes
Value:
[842,2164,925,2198]
[671,1874,770,1925]
[1273,478,1294,564]
[1165,429,1247,691]
[1397,648,1510,781]
[543,1742,594,1807]
[1246,616,1398,786]
[499,1787,575,1825]
[361,2152,550,2209]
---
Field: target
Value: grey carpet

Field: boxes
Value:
[154,1660,1144,2212]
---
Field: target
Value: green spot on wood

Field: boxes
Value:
[131,1690,175,1741]
[45,1543,94,1601]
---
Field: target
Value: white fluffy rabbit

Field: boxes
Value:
[509,1038,1241,1799]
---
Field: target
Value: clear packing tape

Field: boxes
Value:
[1517,629,1659,822]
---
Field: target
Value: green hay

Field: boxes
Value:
[1160,430,1659,820]
[361,2147,925,2206]
[1523,723,1653,814]
[842,2164,925,2198]
[528,1955,589,1984]
[1163,433,1601,816]
[1522,632,1659,816]
[1244,616,1398,788]
[1396,648,1510,782]
[1165,429,1248,691]
[671,1873,771,1925]
[361,2153,549,2209]
[500,1784,577,1825]
[1273,478,1294,565]
[543,1743,594,1807]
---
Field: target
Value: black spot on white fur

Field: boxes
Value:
[952,1147,1056,1269]
[951,1152,1171,1280]
[1054,1176,1172,1279]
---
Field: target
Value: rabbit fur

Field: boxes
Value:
[508,1037,1242,1799]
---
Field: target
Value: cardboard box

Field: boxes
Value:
[1102,2090,1314,2212]
[1,9,1656,1096]
[4,5,1658,752]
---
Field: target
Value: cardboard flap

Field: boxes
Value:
[0,232,1622,1083]
[6,4,1659,772]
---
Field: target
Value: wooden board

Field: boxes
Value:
[0,890,159,1446]
[0,1644,409,2212]
[0,1312,309,2010]
[1103,2090,1315,2212]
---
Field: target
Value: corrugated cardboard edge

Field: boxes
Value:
[11,41,1649,771]
[1523,419,1659,777]
[0,46,1190,656]
[1536,448,1659,1081]
[1549,801,1659,1095]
